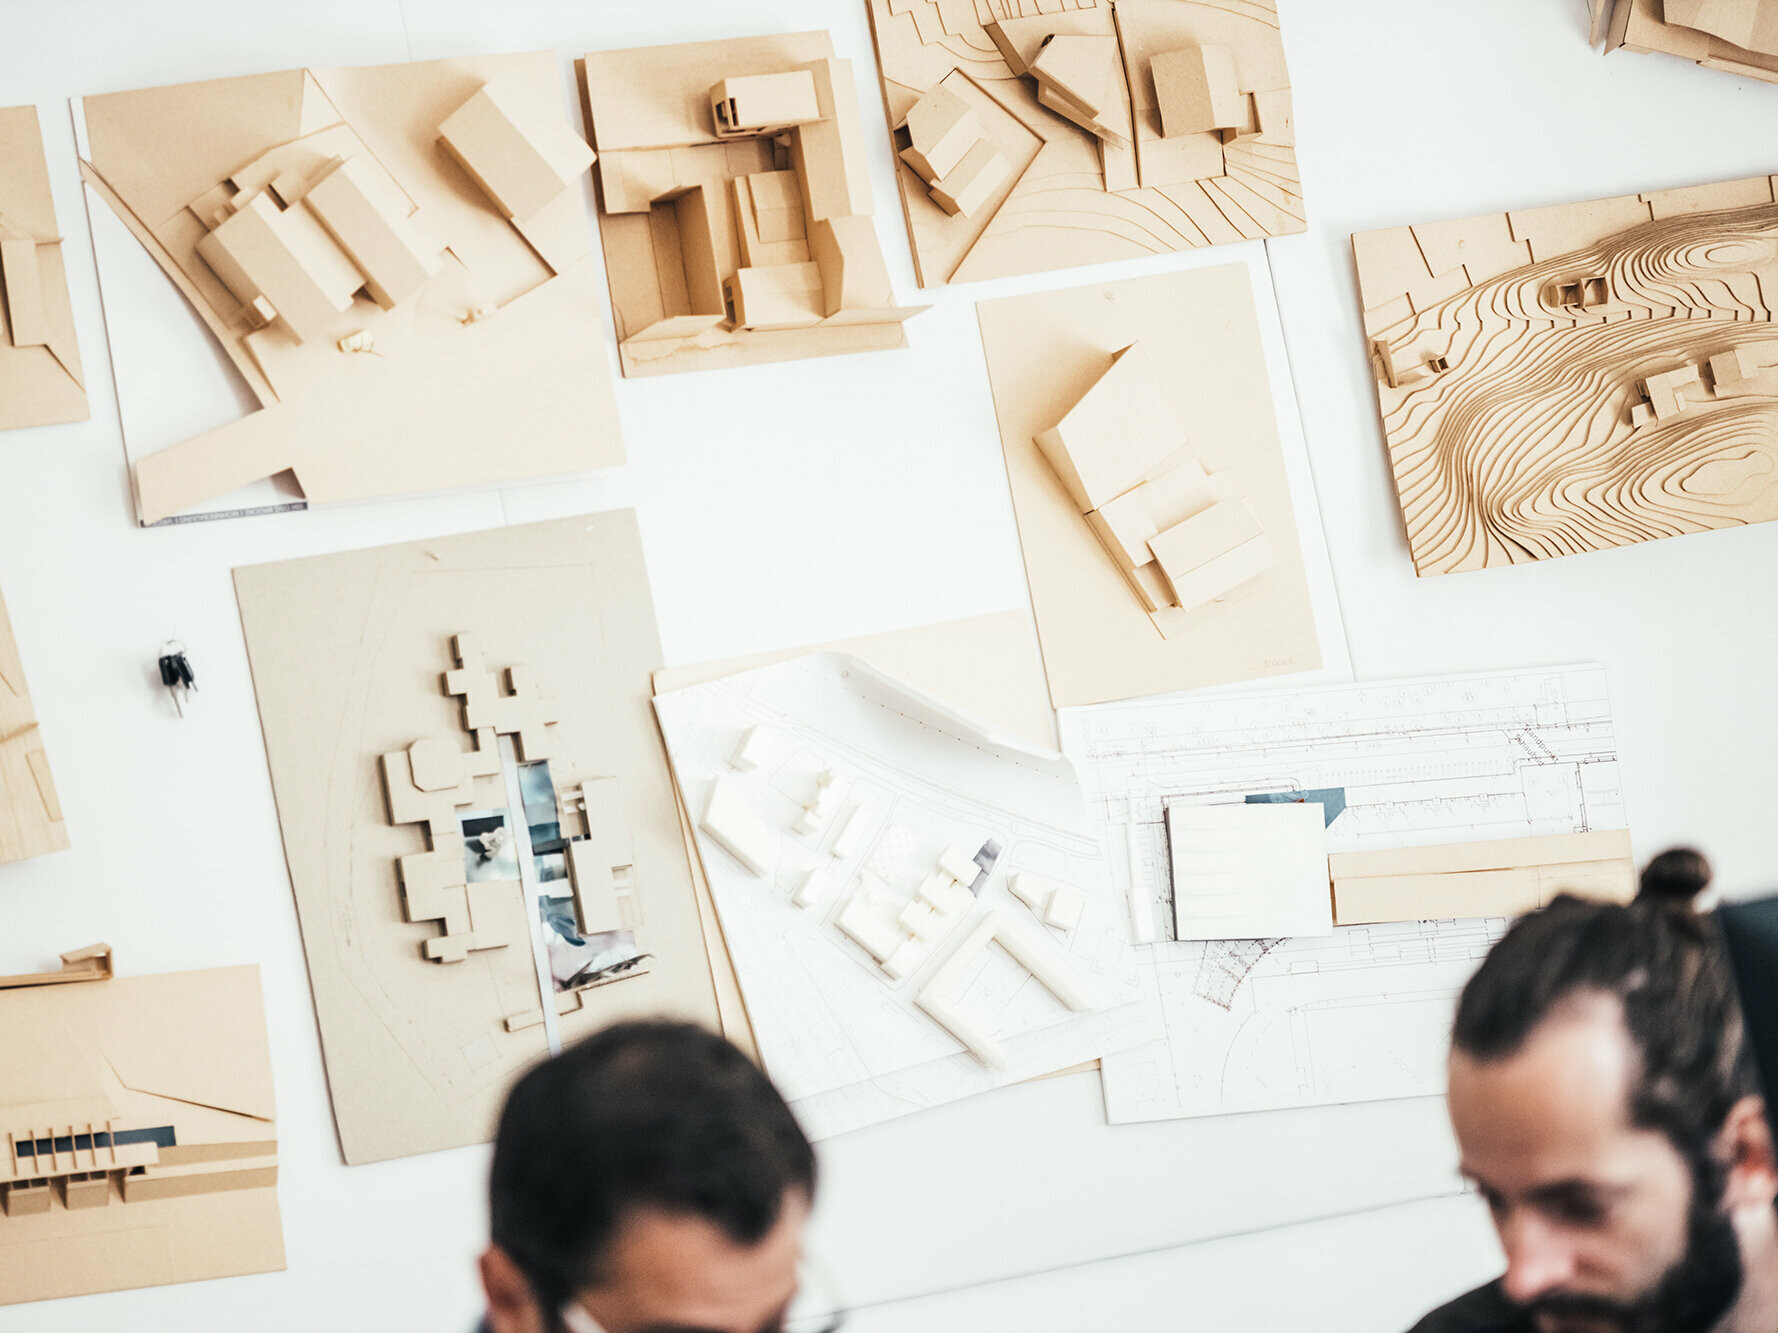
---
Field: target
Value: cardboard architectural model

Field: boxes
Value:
[1591,0,1778,83]
[0,105,87,432]
[0,946,284,1306]
[977,264,1321,708]
[1354,174,1778,575]
[234,512,719,1165]
[1329,830,1636,925]
[863,0,1303,288]
[579,31,927,376]
[79,53,623,525]
[0,581,66,866]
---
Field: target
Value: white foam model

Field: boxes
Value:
[794,768,843,836]
[916,911,1096,1070]
[699,775,773,877]
[729,724,773,772]
[938,844,981,886]
[794,863,834,909]
[1044,885,1086,932]
[830,804,874,859]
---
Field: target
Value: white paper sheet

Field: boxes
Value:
[1059,664,1628,1124]
[655,652,1159,1139]
[1167,802,1333,940]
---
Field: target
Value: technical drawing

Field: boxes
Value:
[1058,664,1628,1123]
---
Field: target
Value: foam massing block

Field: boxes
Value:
[938,844,982,887]
[1151,45,1245,140]
[195,191,362,345]
[729,724,773,772]
[794,863,834,910]
[914,912,1094,1070]
[794,769,843,837]
[1043,885,1085,932]
[303,156,442,310]
[438,79,595,225]
[830,804,873,860]
[1148,498,1276,612]
[1034,343,1188,513]
[699,775,773,877]
[1008,872,1053,914]
[711,71,822,138]
[836,873,907,961]
[0,238,48,348]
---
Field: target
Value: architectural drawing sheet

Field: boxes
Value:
[1057,665,1627,1124]
[655,654,1158,1139]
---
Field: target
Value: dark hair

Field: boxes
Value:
[1452,848,1757,1177]
[489,1021,815,1311]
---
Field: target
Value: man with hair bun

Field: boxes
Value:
[1407,849,1778,1333]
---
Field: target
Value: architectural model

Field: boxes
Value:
[579,31,927,377]
[862,0,1303,288]
[1354,173,1778,575]
[0,105,86,432]
[1329,830,1636,925]
[0,581,65,866]
[0,946,283,1305]
[78,52,623,525]
[977,264,1321,708]
[1591,0,1778,83]
[234,513,719,1165]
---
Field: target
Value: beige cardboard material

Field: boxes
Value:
[0,581,67,866]
[1329,830,1636,925]
[863,0,1304,288]
[80,53,621,524]
[1353,174,1778,575]
[977,266,1321,708]
[651,609,1055,1060]
[0,951,283,1306]
[580,32,926,377]
[233,513,720,1165]
[1593,0,1778,81]
[0,105,87,431]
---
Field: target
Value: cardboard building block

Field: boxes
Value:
[1594,0,1778,78]
[1152,45,1244,140]
[0,581,67,866]
[1329,830,1636,925]
[195,191,362,345]
[927,139,1012,219]
[1030,34,1118,119]
[1148,498,1275,611]
[894,83,981,183]
[728,261,825,331]
[711,71,821,137]
[1085,457,1215,571]
[234,513,719,1164]
[1034,343,1188,514]
[700,775,774,876]
[303,155,441,310]
[439,78,595,224]
[0,952,283,1304]
[789,57,873,225]
[810,214,894,315]
[0,236,47,346]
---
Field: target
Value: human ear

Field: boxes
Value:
[1718,1096,1778,1211]
[481,1245,547,1333]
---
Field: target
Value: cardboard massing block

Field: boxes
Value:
[728,262,825,331]
[711,71,821,137]
[746,171,807,244]
[1253,88,1294,146]
[1149,499,1276,612]
[303,156,441,311]
[810,216,894,317]
[567,837,626,937]
[1329,830,1636,926]
[1087,455,1217,571]
[0,238,48,348]
[1642,364,1706,421]
[700,775,773,877]
[1152,45,1245,140]
[733,176,812,269]
[729,724,772,772]
[894,83,982,184]
[405,736,464,794]
[927,139,1012,219]
[1034,343,1188,513]
[195,192,362,345]
[598,150,680,215]
[1030,33,1118,120]
[439,79,594,225]
[789,58,873,225]
[381,749,473,836]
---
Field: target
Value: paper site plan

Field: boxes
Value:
[1058,664,1627,1123]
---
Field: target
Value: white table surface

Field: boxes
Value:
[3,0,1777,1328]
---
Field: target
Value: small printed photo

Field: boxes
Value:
[458,811,521,883]
[518,760,561,847]
[539,899,649,993]
[534,849,572,896]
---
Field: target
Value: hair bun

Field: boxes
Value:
[1637,847,1712,906]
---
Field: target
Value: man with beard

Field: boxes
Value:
[1408,850,1778,1333]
